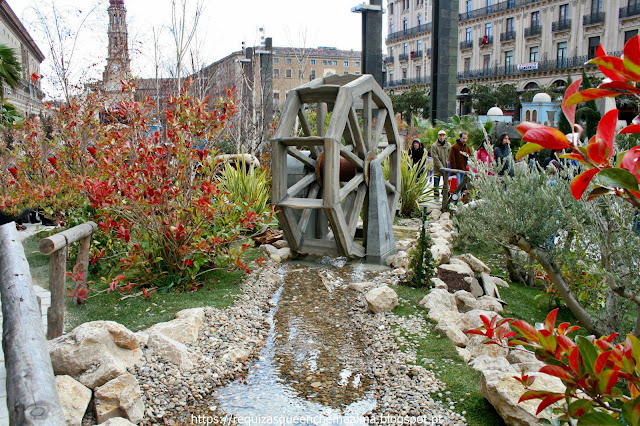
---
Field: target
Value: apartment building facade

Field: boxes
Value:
[384,0,640,115]
[0,0,45,116]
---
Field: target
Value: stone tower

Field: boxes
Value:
[103,0,131,92]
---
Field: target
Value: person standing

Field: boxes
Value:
[431,130,451,199]
[408,138,425,167]
[449,131,471,189]
[494,133,515,177]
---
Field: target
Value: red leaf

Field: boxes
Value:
[516,121,548,137]
[621,146,640,183]
[519,390,556,403]
[562,79,582,124]
[594,351,611,374]
[623,35,640,80]
[594,44,626,82]
[586,109,618,165]
[600,80,640,94]
[569,347,582,374]
[559,153,589,165]
[564,88,621,108]
[590,55,635,82]
[544,308,559,332]
[570,168,600,200]
[511,320,539,342]
[522,127,570,150]
[556,335,576,353]
[536,394,566,415]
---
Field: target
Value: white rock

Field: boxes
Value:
[480,371,566,426]
[465,309,503,331]
[454,290,479,312]
[147,332,195,371]
[94,373,144,424]
[273,240,289,249]
[436,321,468,347]
[456,347,472,363]
[224,347,250,363]
[419,288,457,312]
[482,272,510,288]
[348,282,374,292]
[391,250,409,269]
[466,335,509,360]
[439,262,474,277]
[364,286,399,313]
[431,277,448,290]
[430,208,442,221]
[453,254,491,274]
[477,296,504,313]
[430,244,452,266]
[470,355,516,373]
[259,244,278,256]
[142,308,204,344]
[56,375,92,426]
[48,321,142,389]
[466,277,484,298]
[97,418,137,426]
[396,239,414,251]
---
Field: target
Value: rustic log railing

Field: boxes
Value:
[39,221,97,339]
[440,167,474,211]
[0,223,66,425]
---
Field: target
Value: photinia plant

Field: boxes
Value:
[469,309,640,424]
[515,35,640,211]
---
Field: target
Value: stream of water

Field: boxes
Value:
[213,258,385,423]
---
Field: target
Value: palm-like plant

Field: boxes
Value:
[0,44,22,104]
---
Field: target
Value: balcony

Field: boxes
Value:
[500,30,516,42]
[479,35,494,46]
[459,0,539,22]
[386,22,433,43]
[383,56,394,65]
[413,50,423,59]
[460,40,473,50]
[552,19,571,32]
[457,55,591,81]
[583,12,605,26]
[399,53,409,62]
[524,25,542,37]
[620,4,640,19]
[383,76,432,89]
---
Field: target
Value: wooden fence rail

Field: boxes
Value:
[0,223,66,425]
[440,167,474,211]
[39,221,97,339]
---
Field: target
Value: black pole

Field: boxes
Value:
[354,0,383,86]
[431,0,459,124]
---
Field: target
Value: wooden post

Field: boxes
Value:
[46,245,67,340]
[441,168,450,211]
[75,235,91,304]
[0,223,66,425]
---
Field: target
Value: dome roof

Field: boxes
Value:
[533,92,552,103]
[487,106,504,116]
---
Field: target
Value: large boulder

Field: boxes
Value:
[365,286,399,313]
[436,320,468,347]
[477,296,504,313]
[48,321,142,389]
[453,254,491,274]
[56,375,92,426]
[270,247,292,263]
[470,355,516,373]
[480,371,565,426]
[467,277,484,298]
[454,290,479,313]
[142,308,204,344]
[348,282,374,292]
[466,334,509,360]
[390,251,409,269]
[94,373,144,424]
[419,289,457,312]
[258,244,278,257]
[147,332,195,371]
[430,243,452,265]
[482,272,510,288]
[465,309,503,331]
[431,277,448,290]
[445,259,475,277]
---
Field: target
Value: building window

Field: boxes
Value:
[591,0,602,13]
[389,70,394,82]
[322,60,328,65]
[389,3,394,14]
[273,57,279,63]
[531,11,540,27]
[344,61,349,67]
[332,60,338,66]
[286,69,292,78]
[417,39,423,52]
[485,23,492,37]
[626,30,638,44]
[355,61,360,67]
[464,57,471,73]
[390,23,394,34]
[310,59,315,65]
[404,43,409,54]
[487,0,492,13]
[402,69,407,79]
[418,14,422,26]
[298,59,303,64]
[403,19,409,31]
[274,92,280,101]
[559,4,569,21]
[483,54,491,71]
[273,68,279,77]
[416,65,422,76]
[505,50,513,67]
[310,70,316,79]
[530,46,539,62]
[466,0,472,14]
[557,41,568,65]
[286,58,292,64]
[344,71,349,74]
[588,36,600,59]
[465,28,472,43]
[506,17,514,33]
[298,70,304,79]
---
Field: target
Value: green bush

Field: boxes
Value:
[405,230,435,287]
[219,162,272,221]
[385,150,434,216]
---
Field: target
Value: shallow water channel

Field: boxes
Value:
[213,258,386,423]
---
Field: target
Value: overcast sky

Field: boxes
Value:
[8,0,380,98]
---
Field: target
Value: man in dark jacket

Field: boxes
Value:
[449,131,471,189]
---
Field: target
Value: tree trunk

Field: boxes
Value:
[510,234,606,336]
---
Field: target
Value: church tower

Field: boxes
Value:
[103,0,131,92]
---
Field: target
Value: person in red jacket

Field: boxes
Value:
[449,131,471,189]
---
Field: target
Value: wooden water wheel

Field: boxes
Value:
[271,74,401,258]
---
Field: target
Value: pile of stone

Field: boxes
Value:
[416,206,566,425]
[258,239,292,263]
[48,267,281,425]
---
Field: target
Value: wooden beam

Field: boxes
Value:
[275,136,325,146]
[339,174,364,201]
[323,138,341,207]
[0,223,66,424]
[376,144,396,163]
[298,183,320,235]
[278,197,324,209]
[363,91,373,151]
[298,85,341,104]
[286,172,316,198]
[384,181,396,194]
[373,108,388,146]
[297,109,312,137]
[348,107,366,157]
[39,222,98,255]
[339,145,364,169]
[346,183,367,236]
[273,91,302,139]
[276,207,303,252]
[300,239,341,257]
[286,147,316,168]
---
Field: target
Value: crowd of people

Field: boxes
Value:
[407,129,576,201]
